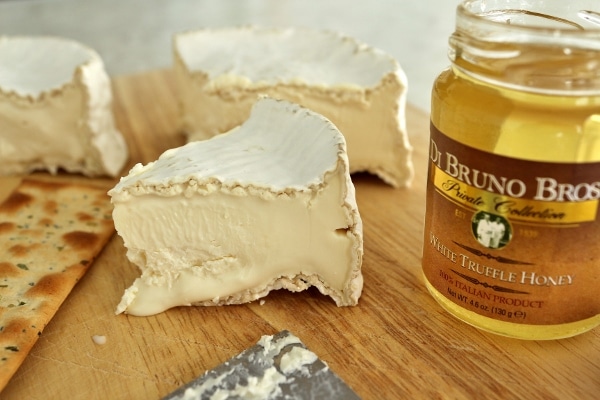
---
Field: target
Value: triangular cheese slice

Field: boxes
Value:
[173,26,413,188]
[109,97,363,316]
[0,36,128,177]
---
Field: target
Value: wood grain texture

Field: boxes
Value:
[2,69,599,400]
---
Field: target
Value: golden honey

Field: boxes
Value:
[423,0,600,339]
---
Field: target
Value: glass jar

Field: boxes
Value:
[423,0,600,339]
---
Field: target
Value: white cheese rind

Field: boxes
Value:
[110,97,363,316]
[173,26,413,188]
[0,36,128,177]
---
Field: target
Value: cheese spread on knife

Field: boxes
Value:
[0,36,128,177]
[109,97,363,316]
[173,26,413,188]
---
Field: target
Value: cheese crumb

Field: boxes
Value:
[92,335,107,345]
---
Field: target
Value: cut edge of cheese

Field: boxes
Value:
[172,26,413,188]
[109,97,363,316]
[0,35,128,178]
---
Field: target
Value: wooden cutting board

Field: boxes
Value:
[2,70,599,399]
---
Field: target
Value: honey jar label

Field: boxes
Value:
[422,122,600,325]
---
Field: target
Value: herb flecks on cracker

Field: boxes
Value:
[0,179,115,391]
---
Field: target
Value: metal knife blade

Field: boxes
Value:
[162,330,360,400]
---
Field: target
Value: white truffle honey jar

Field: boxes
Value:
[422,0,600,339]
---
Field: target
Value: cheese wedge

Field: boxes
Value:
[109,97,363,316]
[173,26,413,188]
[0,36,128,177]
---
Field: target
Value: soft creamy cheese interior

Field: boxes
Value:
[173,27,413,188]
[110,98,363,316]
[0,36,128,177]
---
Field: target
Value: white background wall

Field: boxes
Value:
[0,0,464,111]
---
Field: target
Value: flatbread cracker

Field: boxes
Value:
[0,178,115,391]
